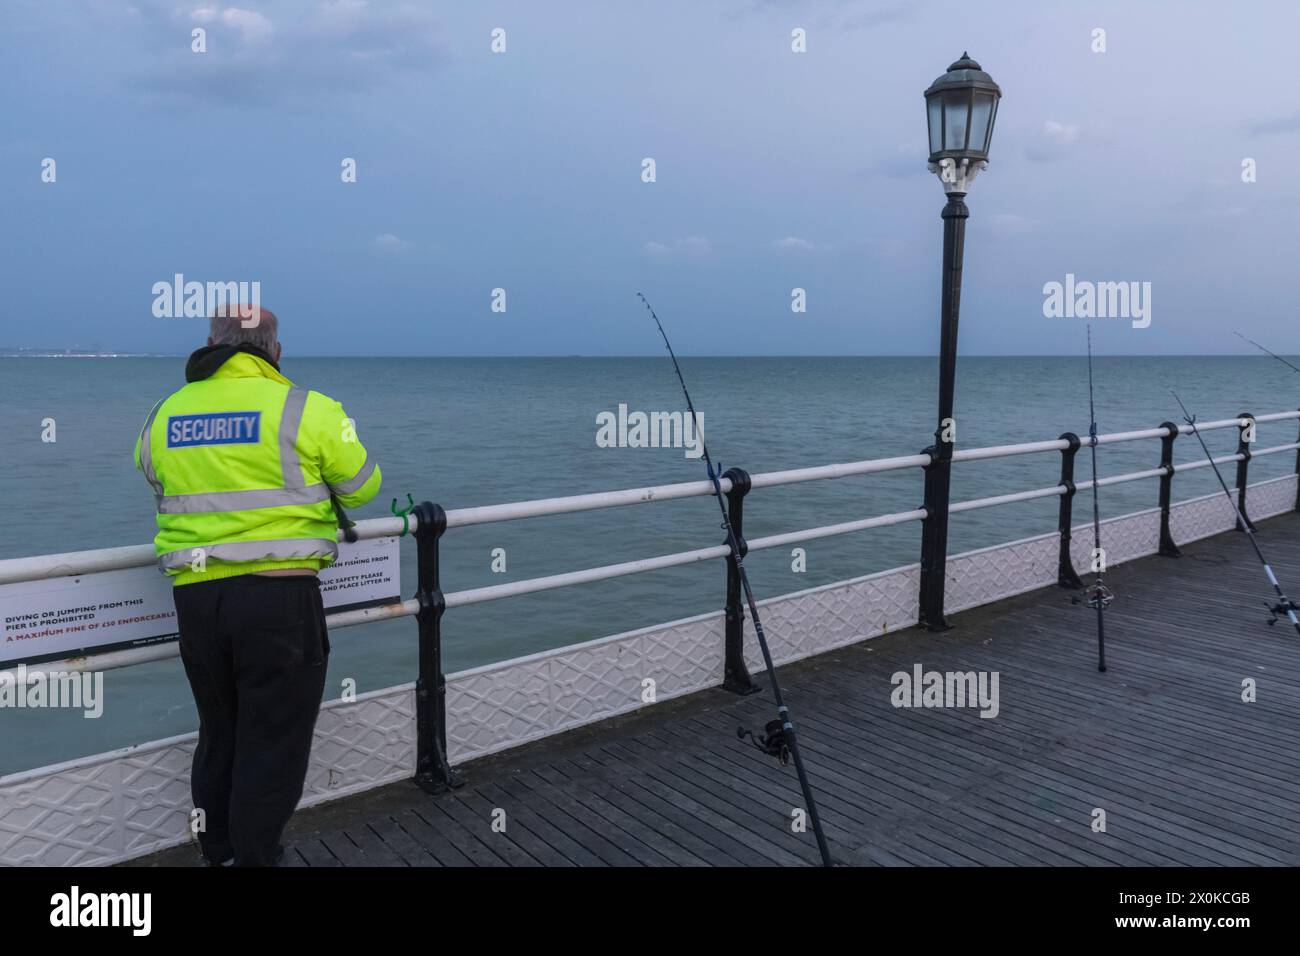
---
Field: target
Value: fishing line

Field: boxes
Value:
[636,292,834,867]
[1169,389,1300,636]
[1235,331,1300,375]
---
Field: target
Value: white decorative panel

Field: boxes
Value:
[117,744,194,863]
[1169,492,1236,544]
[745,565,920,671]
[444,615,723,763]
[947,535,1058,613]
[548,639,647,731]
[639,616,725,700]
[304,688,416,797]
[1068,508,1160,575]
[0,689,422,867]
[446,657,553,761]
[1166,476,1294,547]
[1242,474,1295,522]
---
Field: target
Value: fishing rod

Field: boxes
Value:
[1169,389,1300,636]
[1235,331,1300,375]
[1082,325,1110,672]
[636,292,834,868]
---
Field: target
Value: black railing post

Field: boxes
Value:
[1295,408,1300,512]
[721,467,760,695]
[412,501,462,794]
[1056,432,1084,588]
[1158,421,1182,557]
[1235,412,1256,532]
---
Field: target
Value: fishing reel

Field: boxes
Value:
[738,719,790,766]
[1086,582,1114,610]
[1266,599,1299,626]
[1070,582,1113,609]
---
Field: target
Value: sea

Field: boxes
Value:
[1,355,1296,774]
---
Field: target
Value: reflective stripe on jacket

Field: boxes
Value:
[134,349,381,585]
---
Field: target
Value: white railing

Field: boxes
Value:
[3,410,1298,683]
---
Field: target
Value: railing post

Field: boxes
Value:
[1158,421,1182,557]
[1295,407,1300,512]
[412,501,462,794]
[1056,432,1084,588]
[918,442,952,631]
[721,467,760,695]
[1235,412,1256,532]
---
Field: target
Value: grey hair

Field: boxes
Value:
[209,305,278,353]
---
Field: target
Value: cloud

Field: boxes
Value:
[873,142,926,178]
[1246,112,1300,136]
[122,1,443,107]
[191,6,273,44]
[742,0,914,31]
[1024,120,1082,163]
[371,232,412,254]
[643,236,712,258]
[1043,120,1081,142]
[771,236,826,253]
[837,1,916,30]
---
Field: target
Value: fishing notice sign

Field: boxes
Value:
[0,537,401,669]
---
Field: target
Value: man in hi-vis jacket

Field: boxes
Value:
[135,305,381,866]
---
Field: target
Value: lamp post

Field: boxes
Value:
[917,53,1001,631]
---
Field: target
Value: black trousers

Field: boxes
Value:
[173,574,329,866]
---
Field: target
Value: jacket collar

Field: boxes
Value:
[184,344,294,386]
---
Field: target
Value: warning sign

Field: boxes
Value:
[0,537,401,668]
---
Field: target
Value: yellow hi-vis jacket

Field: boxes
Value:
[134,346,382,586]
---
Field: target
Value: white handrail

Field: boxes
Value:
[444,478,729,529]
[950,484,1066,513]
[1174,452,1245,474]
[1086,466,1170,490]
[0,515,416,586]
[444,544,731,609]
[0,543,157,585]
[952,439,1068,462]
[1248,441,1300,458]
[2,411,1289,590]
[745,508,929,551]
[1094,426,1175,445]
[748,453,932,488]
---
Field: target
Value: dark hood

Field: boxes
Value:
[185,344,281,383]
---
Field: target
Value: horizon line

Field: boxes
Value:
[4,352,1298,360]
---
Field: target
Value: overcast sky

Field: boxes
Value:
[2,0,1297,356]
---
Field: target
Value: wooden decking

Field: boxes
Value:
[134,512,1300,867]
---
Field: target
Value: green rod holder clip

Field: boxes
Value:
[391,493,416,536]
